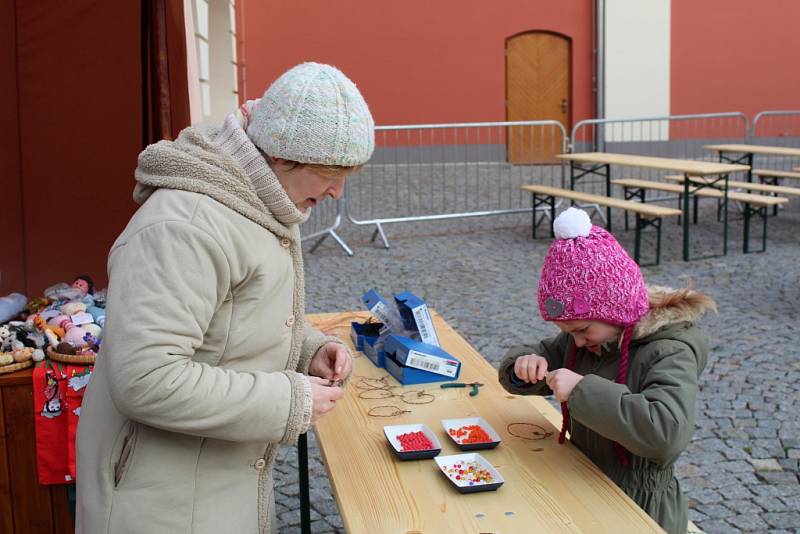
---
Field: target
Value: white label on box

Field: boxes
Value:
[405,350,458,378]
[71,312,94,326]
[411,304,439,347]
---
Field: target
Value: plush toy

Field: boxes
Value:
[60,301,87,316]
[32,314,65,339]
[83,323,102,340]
[0,293,27,323]
[11,346,33,362]
[23,297,51,316]
[72,275,95,296]
[7,321,46,350]
[60,321,89,349]
[56,342,77,355]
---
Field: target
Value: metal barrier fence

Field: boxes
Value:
[300,198,352,255]
[301,110,797,256]
[750,110,800,170]
[569,112,750,196]
[344,120,568,247]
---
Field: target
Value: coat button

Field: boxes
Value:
[280,238,291,248]
[254,458,266,470]
[285,315,295,327]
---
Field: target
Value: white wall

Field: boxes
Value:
[604,0,671,140]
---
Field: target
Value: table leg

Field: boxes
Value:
[299,433,311,534]
[683,173,691,261]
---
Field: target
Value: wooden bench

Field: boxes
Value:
[753,167,800,185]
[751,167,800,199]
[661,175,800,197]
[520,184,681,265]
[657,176,789,253]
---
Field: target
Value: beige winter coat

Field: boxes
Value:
[76,114,343,534]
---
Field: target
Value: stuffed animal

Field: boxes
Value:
[11,346,33,363]
[60,301,87,316]
[0,353,13,366]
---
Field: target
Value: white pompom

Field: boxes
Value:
[553,207,592,239]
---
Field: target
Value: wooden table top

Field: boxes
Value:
[558,152,749,176]
[309,310,664,534]
[704,144,800,157]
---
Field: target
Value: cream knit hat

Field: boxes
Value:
[246,62,375,166]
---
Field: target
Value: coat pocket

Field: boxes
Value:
[114,421,139,488]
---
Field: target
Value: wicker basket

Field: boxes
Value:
[47,346,96,365]
[0,359,34,375]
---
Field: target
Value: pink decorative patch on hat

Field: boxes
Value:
[571,296,591,315]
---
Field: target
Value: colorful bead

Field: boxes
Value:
[448,425,493,444]
[441,461,494,484]
[397,431,435,451]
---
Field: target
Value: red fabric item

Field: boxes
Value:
[65,365,94,480]
[33,361,94,484]
[33,361,70,484]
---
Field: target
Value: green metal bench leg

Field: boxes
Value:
[634,215,663,266]
[743,202,751,253]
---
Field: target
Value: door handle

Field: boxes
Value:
[561,99,568,114]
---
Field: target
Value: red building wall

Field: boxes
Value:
[671,0,800,119]
[0,1,142,296]
[238,0,595,126]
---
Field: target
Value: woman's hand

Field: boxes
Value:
[309,376,344,422]
[546,369,584,403]
[513,354,549,383]
[309,342,353,382]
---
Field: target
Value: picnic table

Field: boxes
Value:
[704,144,800,183]
[298,310,665,534]
[557,153,749,261]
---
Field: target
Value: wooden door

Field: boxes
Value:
[506,31,571,163]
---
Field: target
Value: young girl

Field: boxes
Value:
[498,207,715,534]
[77,62,373,534]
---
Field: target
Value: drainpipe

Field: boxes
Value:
[595,0,605,152]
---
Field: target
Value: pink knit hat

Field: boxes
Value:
[537,207,648,326]
[538,207,649,467]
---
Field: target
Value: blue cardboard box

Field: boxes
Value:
[394,291,440,347]
[363,339,385,368]
[383,334,460,385]
[350,321,382,351]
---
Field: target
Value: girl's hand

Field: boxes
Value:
[546,369,584,403]
[513,354,549,383]
[309,342,353,382]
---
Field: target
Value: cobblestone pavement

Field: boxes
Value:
[273,199,800,533]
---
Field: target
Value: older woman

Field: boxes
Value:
[76,62,374,534]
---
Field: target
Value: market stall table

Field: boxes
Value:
[301,310,664,533]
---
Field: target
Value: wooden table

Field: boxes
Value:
[704,144,800,183]
[305,311,664,534]
[0,368,74,534]
[558,153,749,261]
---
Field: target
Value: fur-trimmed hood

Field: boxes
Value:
[633,285,716,340]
